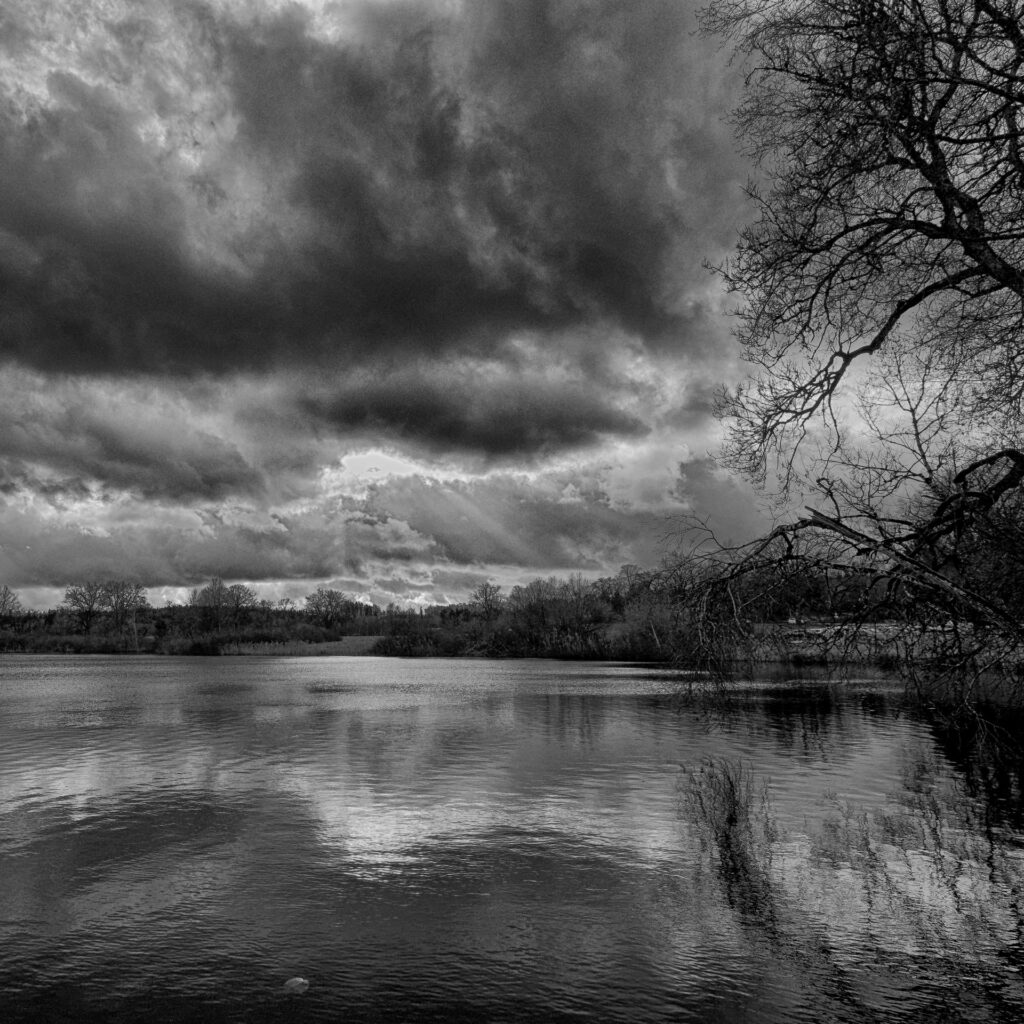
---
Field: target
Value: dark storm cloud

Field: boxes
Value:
[0,74,268,374]
[0,385,264,502]
[298,362,648,457]
[0,0,744,458]
[0,0,758,600]
[221,0,719,352]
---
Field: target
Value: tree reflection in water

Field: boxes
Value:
[681,707,1024,1021]
[682,758,779,932]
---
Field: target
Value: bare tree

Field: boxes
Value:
[471,581,503,622]
[0,584,22,616]
[304,586,356,629]
[190,578,229,631]
[687,0,1024,698]
[708,0,1024,488]
[100,581,148,650]
[63,581,106,634]
[225,583,257,628]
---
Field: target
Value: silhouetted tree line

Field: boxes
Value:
[6,546,1015,669]
[0,579,381,655]
[0,566,742,659]
[370,569,682,660]
[2,558,965,661]
[350,564,906,660]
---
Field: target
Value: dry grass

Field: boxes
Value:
[229,635,381,656]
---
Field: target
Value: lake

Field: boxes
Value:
[1,655,1022,1023]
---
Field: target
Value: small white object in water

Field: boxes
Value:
[283,977,310,994]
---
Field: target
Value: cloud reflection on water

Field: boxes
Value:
[3,658,1024,1021]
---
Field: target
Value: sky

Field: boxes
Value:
[0,0,765,609]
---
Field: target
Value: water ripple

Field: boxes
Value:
[1,655,1021,1022]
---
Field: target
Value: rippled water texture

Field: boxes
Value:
[1,655,1023,1022]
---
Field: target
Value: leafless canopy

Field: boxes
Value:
[707,0,1024,482]
[685,0,1024,698]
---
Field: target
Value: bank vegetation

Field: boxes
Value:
[0,570,677,662]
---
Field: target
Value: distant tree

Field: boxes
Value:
[505,577,560,643]
[305,586,355,629]
[558,573,595,624]
[63,581,106,634]
[100,581,148,649]
[192,578,228,607]
[471,581,503,621]
[0,584,23,616]
[190,578,229,630]
[225,583,257,627]
[185,578,259,634]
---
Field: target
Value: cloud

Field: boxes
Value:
[0,443,772,607]
[0,0,744,380]
[297,356,650,458]
[0,0,755,598]
[360,469,672,570]
[672,456,766,545]
[0,372,266,502]
[0,456,676,592]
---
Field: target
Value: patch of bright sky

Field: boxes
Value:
[320,450,483,500]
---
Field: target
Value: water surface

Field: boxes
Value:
[1,655,1022,1022]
